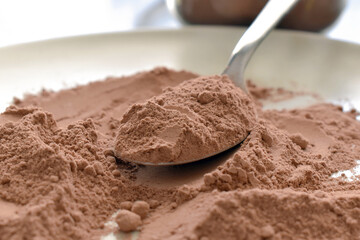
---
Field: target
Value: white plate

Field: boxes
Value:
[0,26,360,112]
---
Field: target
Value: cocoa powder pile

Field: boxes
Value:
[0,67,359,240]
[114,75,256,164]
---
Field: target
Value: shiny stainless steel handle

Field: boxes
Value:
[223,0,299,92]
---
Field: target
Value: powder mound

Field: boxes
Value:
[193,189,360,240]
[115,210,142,232]
[201,103,360,192]
[114,75,256,164]
[0,106,134,239]
[2,68,360,240]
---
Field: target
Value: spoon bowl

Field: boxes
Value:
[119,142,243,166]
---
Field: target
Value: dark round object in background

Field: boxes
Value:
[168,0,346,32]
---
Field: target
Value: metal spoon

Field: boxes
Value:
[117,0,299,166]
[223,0,299,92]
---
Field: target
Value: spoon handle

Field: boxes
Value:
[223,0,299,91]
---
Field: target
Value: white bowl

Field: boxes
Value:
[0,26,359,112]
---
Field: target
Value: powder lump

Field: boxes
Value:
[115,210,141,232]
[131,201,150,219]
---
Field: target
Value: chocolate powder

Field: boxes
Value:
[114,75,255,164]
[0,67,359,240]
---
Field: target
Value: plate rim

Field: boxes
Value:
[0,26,359,52]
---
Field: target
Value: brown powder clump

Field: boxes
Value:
[131,200,150,219]
[290,133,309,149]
[115,210,141,232]
[114,75,256,164]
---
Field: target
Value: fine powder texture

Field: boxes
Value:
[0,67,360,240]
[114,75,256,164]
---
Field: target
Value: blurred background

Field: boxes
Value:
[0,0,359,47]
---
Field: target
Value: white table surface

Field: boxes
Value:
[0,0,359,48]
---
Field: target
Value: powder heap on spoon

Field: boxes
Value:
[114,75,256,165]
